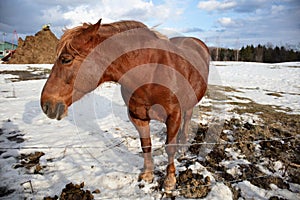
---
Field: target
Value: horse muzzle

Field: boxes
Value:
[41,101,67,120]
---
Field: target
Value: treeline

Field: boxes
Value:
[209,44,300,63]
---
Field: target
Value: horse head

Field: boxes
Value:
[40,19,102,120]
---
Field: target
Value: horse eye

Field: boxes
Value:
[60,54,73,65]
[61,58,72,65]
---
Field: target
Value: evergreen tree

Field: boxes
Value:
[209,43,299,63]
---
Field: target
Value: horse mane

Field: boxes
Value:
[101,20,147,33]
[56,20,167,57]
[56,23,92,57]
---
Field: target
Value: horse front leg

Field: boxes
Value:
[129,116,154,183]
[164,111,181,192]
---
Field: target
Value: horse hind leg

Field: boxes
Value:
[177,108,193,154]
[129,116,154,183]
[164,111,181,192]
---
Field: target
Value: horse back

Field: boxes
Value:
[170,37,210,66]
[169,36,210,97]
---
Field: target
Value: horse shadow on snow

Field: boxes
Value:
[22,90,146,194]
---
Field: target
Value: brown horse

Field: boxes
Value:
[41,19,210,192]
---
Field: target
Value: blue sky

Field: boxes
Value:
[0,0,299,49]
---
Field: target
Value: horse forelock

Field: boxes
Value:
[56,24,92,57]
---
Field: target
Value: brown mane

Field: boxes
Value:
[56,20,149,57]
[56,23,92,57]
[100,20,147,34]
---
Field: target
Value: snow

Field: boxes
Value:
[0,61,300,199]
[205,182,233,200]
[237,180,299,200]
[209,61,300,114]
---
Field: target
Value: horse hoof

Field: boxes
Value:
[138,171,154,183]
[163,175,176,192]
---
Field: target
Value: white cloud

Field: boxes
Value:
[198,0,237,11]
[271,5,285,15]
[42,5,66,24]
[31,0,186,37]
[60,0,185,28]
[63,5,100,27]
[218,17,235,26]
[197,0,272,13]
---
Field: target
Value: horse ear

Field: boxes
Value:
[93,18,102,32]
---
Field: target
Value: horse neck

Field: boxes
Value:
[98,54,135,84]
[96,27,159,86]
[97,49,155,89]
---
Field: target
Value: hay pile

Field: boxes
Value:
[8,29,58,64]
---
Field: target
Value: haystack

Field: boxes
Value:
[8,28,59,64]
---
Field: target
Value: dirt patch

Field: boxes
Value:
[181,98,300,199]
[7,29,58,64]
[14,151,46,174]
[6,130,25,143]
[44,182,99,200]
[0,120,25,149]
[0,120,27,197]
[0,186,15,197]
[0,67,50,82]
[177,169,211,198]
[266,92,283,97]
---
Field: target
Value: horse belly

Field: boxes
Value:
[121,84,178,121]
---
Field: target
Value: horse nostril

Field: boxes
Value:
[42,101,50,114]
[41,101,66,120]
[56,103,65,120]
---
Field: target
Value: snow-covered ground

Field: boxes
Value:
[0,61,299,199]
[209,61,300,114]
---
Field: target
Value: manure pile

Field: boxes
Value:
[8,29,58,64]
